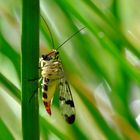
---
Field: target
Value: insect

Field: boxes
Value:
[40,15,85,124]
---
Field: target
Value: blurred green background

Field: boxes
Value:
[1,0,140,140]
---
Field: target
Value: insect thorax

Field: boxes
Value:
[40,50,64,80]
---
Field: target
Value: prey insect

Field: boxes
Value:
[40,15,85,124]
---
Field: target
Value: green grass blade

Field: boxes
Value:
[83,0,140,58]
[0,33,20,80]
[0,73,21,101]
[70,76,121,140]
[21,0,39,139]
[0,119,14,140]
[40,117,69,140]
[111,0,120,21]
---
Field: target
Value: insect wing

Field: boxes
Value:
[59,78,75,124]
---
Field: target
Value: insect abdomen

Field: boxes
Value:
[42,78,51,115]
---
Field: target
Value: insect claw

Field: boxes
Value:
[29,88,38,103]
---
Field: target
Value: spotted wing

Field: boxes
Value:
[59,78,75,124]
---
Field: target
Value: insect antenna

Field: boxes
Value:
[40,14,55,48]
[56,27,85,50]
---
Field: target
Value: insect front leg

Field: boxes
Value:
[28,62,42,102]
[28,77,42,103]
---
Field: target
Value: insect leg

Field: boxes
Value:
[28,77,39,81]
[28,77,42,103]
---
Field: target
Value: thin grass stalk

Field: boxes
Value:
[21,0,39,139]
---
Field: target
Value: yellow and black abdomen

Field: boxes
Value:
[41,60,64,115]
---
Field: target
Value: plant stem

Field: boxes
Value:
[21,0,39,139]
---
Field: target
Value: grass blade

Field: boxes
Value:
[21,0,39,139]
[0,33,20,80]
[0,119,14,140]
[0,73,21,101]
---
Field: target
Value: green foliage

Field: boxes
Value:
[1,0,140,140]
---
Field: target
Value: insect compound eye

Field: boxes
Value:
[41,55,46,59]
[55,51,59,55]
[55,51,59,59]
[42,54,51,61]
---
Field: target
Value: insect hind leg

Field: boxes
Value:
[29,88,38,103]
[28,78,42,103]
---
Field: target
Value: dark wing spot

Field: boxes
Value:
[59,96,65,101]
[43,84,48,91]
[43,92,47,99]
[64,114,75,124]
[65,100,74,107]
